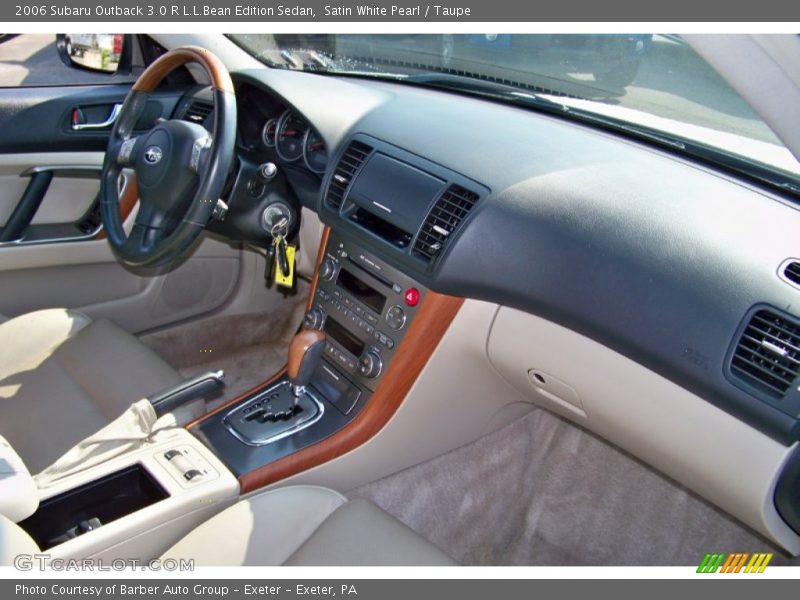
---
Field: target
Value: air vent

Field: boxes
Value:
[413,184,480,263]
[183,101,212,124]
[783,261,800,286]
[324,141,373,210]
[730,309,800,399]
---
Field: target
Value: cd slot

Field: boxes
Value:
[345,255,393,289]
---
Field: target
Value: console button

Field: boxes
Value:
[385,305,407,330]
[404,287,420,307]
[184,469,203,482]
[375,332,395,349]
[366,313,378,325]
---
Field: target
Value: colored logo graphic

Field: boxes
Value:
[697,552,773,573]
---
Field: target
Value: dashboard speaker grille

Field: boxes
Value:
[731,309,800,399]
[183,101,212,124]
[784,261,800,286]
[413,184,480,263]
[325,140,373,210]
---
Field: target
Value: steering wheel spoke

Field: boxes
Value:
[190,136,213,172]
[99,46,236,268]
[116,136,139,167]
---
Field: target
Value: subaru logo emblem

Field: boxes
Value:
[144,146,162,164]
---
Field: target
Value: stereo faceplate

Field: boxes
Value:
[306,229,427,395]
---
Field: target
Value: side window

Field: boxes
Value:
[0,33,139,87]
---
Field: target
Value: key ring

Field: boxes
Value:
[270,217,288,240]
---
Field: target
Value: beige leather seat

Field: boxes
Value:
[0,309,182,473]
[162,486,456,565]
[1,486,456,566]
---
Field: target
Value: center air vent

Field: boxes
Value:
[325,140,373,210]
[730,308,800,400]
[412,184,480,264]
[183,101,212,124]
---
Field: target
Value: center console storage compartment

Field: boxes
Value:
[19,464,169,550]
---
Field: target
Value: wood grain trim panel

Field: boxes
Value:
[239,291,464,493]
[96,175,138,241]
[306,226,331,311]
[132,46,234,94]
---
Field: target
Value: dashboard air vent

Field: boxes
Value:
[730,309,800,399]
[183,101,212,124]
[413,184,480,263]
[325,141,373,210]
[783,261,800,286]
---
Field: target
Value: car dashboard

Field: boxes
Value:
[175,64,800,554]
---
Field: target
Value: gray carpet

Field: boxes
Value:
[351,407,800,566]
[141,283,308,408]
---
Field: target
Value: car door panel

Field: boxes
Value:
[0,84,183,153]
[0,85,241,334]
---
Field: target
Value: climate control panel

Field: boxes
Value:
[305,230,427,396]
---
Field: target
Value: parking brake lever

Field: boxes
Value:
[148,370,225,418]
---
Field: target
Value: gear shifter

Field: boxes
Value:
[288,328,326,404]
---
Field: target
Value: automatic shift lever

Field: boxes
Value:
[288,328,326,403]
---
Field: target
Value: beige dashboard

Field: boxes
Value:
[274,291,800,555]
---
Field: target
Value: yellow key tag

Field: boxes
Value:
[275,244,295,288]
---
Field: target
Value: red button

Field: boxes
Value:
[404,288,420,307]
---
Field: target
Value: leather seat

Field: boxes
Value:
[1,486,456,566]
[162,486,456,566]
[0,309,183,473]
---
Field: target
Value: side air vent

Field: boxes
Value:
[413,184,480,263]
[325,141,373,210]
[183,101,212,124]
[783,260,800,286]
[730,309,800,399]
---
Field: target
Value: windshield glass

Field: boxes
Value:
[229,34,800,182]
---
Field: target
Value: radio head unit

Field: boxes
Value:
[305,230,427,405]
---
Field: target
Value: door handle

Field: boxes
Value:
[71,104,122,131]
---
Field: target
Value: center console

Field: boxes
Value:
[191,229,429,477]
[15,428,238,560]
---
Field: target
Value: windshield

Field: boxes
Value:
[230,33,800,186]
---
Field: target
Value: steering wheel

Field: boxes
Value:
[100,46,236,268]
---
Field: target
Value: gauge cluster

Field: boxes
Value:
[235,83,328,178]
[270,109,328,174]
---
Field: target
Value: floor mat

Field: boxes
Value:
[141,282,308,409]
[350,407,799,566]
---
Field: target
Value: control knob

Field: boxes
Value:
[303,308,325,330]
[319,257,338,282]
[357,350,383,379]
[257,162,278,182]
